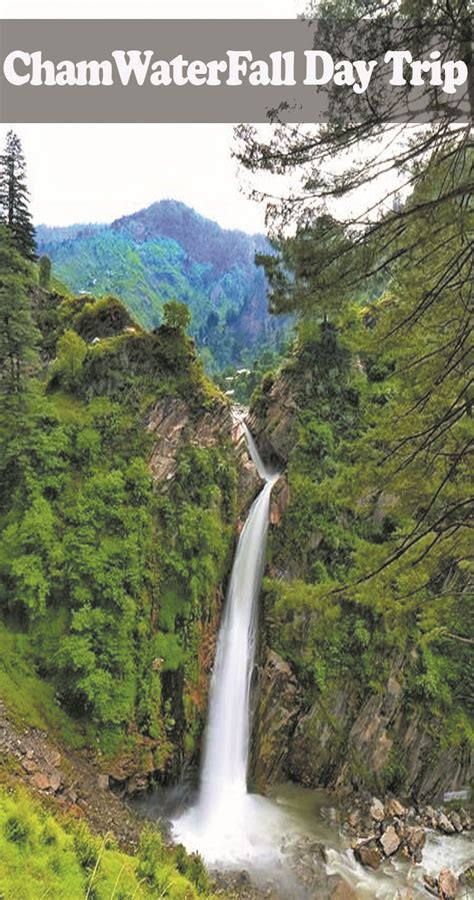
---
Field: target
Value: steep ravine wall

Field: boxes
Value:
[247,373,473,805]
[143,397,262,789]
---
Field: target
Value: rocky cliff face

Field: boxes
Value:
[247,370,298,464]
[247,367,472,805]
[284,659,472,803]
[251,584,471,806]
[147,397,260,508]
[144,395,261,786]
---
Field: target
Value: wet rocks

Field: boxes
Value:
[345,793,471,874]
[385,797,407,818]
[420,805,471,833]
[212,869,279,899]
[438,812,456,834]
[354,839,383,870]
[370,797,385,822]
[282,834,328,887]
[403,825,425,863]
[380,824,400,857]
[250,650,300,789]
[424,868,462,900]
[281,835,352,897]
[437,868,459,899]
[449,811,463,833]
[329,879,359,899]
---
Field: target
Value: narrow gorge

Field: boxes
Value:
[0,114,472,899]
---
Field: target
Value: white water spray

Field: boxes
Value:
[172,424,296,865]
[198,425,276,818]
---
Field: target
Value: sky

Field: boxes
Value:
[1,0,304,234]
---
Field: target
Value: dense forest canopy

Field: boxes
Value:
[231,1,473,797]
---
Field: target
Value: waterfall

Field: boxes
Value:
[198,431,277,821]
[173,425,285,864]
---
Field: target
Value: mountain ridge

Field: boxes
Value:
[37,199,280,369]
[36,198,265,248]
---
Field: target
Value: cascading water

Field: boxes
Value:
[197,427,276,822]
[172,423,298,869]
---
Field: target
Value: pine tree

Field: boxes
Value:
[0,131,36,261]
[39,255,51,289]
[0,226,38,404]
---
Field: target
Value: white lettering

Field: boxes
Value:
[226,51,252,86]
[3,50,31,85]
[304,51,334,86]
[112,50,153,86]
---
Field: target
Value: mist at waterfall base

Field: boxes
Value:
[173,426,293,875]
[135,426,472,898]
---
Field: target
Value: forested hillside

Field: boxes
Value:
[0,0,473,883]
[37,200,286,371]
[246,144,473,803]
[0,184,254,895]
[0,230,248,771]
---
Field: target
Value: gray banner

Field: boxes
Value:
[0,19,470,123]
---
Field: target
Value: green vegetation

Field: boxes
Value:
[0,224,238,771]
[0,786,213,899]
[37,199,286,371]
[214,340,289,405]
[254,147,473,790]
[0,621,86,748]
[0,131,36,261]
[0,144,241,894]
[39,255,51,290]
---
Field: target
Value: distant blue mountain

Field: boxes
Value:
[37,200,282,368]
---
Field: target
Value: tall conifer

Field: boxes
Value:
[0,131,37,261]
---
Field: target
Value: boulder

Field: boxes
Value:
[380,825,400,857]
[97,773,109,791]
[423,805,438,828]
[22,758,37,774]
[347,811,360,830]
[355,841,383,870]
[404,826,425,862]
[438,813,455,834]
[46,750,61,768]
[32,772,50,791]
[438,868,458,899]
[369,797,385,822]
[449,811,462,833]
[282,836,332,895]
[385,797,407,818]
[459,809,471,830]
